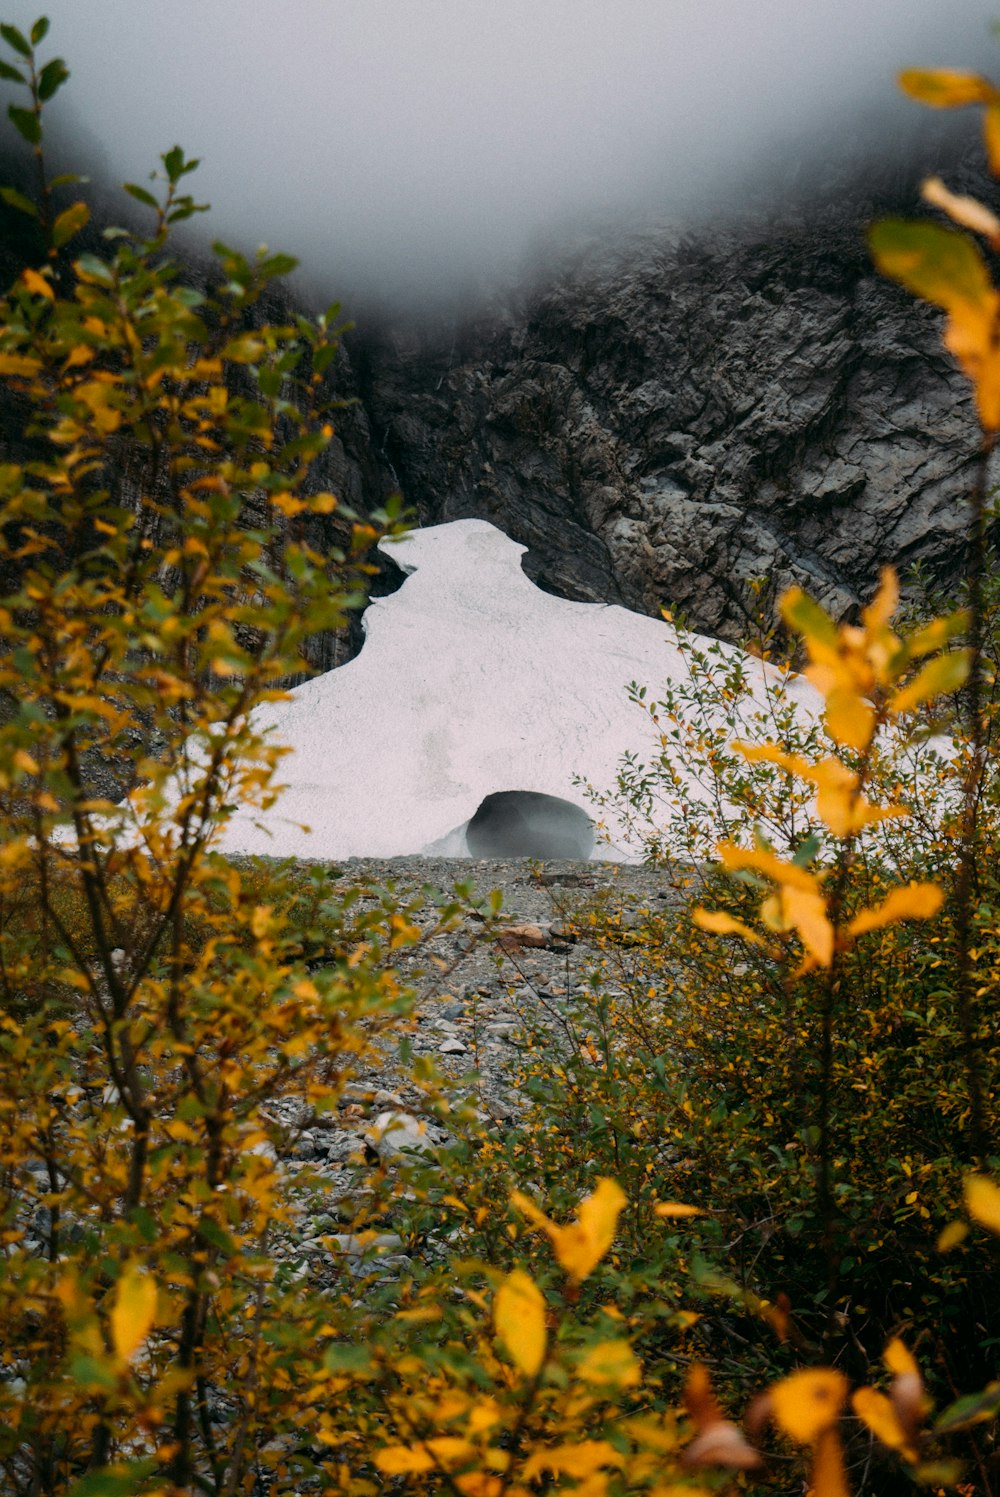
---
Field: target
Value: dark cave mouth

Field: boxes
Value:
[464,790,595,860]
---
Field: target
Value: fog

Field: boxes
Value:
[0,1,997,310]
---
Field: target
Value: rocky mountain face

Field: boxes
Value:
[349,193,983,641]
[0,156,986,652]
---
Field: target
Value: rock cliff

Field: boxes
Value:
[0,152,988,648]
[352,191,984,640]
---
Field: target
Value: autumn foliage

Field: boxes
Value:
[0,15,999,1497]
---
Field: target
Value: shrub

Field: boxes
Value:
[2,15,1000,1497]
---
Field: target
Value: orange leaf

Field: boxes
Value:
[899,68,998,108]
[847,882,943,938]
[810,1427,851,1497]
[20,266,53,300]
[683,1364,762,1471]
[852,1386,912,1454]
[985,102,1000,175]
[769,1368,847,1444]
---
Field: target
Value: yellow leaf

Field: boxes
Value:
[522,1442,622,1479]
[899,68,999,108]
[922,178,1000,245]
[944,295,1000,424]
[13,748,39,774]
[717,843,819,893]
[511,1178,627,1283]
[852,1386,911,1453]
[20,266,54,300]
[847,882,943,938]
[781,885,834,967]
[271,491,309,518]
[884,1338,919,1380]
[869,218,995,316]
[809,758,905,838]
[577,1339,642,1387]
[824,688,875,752]
[568,1177,628,1280]
[735,742,809,776]
[110,1263,157,1363]
[0,353,42,377]
[810,1428,851,1497]
[889,649,971,714]
[375,1446,436,1475]
[250,905,272,939]
[769,1368,847,1444]
[964,1174,1000,1234]
[937,1219,969,1252]
[426,1437,476,1467]
[692,908,763,945]
[861,566,900,631]
[654,1202,704,1219]
[494,1269,546,1377]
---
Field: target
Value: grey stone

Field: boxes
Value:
[329,1231,405,1257]
[364,1110,437,1160]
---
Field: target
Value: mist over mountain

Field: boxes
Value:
[0,0,998,311]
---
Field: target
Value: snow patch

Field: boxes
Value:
[215,518,819,861]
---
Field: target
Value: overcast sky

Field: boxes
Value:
[1,2,997,309]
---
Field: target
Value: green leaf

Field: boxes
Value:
[792,833,822,868]
[933,1381,1000,1435]
[67,1463,158,1497]
[29,17,49,45]
[869,218,993,312]
[162,144,184,182]
[259,251,298,278]
[68,1353,117,1390]
[166,200,208,223]
[196,1216,237,1256]
[0,58,25,82]
[7,102,40,144]
[0,185,38,220]
[779,586,838,648]
[74,252,113,285]
[323,1342,374,1373]
[123,181,158,209]
[37,56,68,101]
[52,199,89,248]
[0,23,32,57]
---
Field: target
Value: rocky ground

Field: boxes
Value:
[259,854,689,1284]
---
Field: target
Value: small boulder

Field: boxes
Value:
[364,1110,436,1161]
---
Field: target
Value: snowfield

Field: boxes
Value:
[215,519,822,861]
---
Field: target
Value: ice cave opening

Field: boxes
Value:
[464,791,595,860]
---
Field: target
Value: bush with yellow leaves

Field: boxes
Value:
[2,14,1000,1497]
